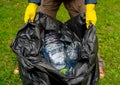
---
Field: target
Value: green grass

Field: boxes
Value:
[0,0,120,85]
[96,0,120,84]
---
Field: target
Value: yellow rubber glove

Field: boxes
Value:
[24,3,38,23]
[86,4,97,28]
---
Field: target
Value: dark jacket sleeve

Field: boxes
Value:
[28,0,41,5]
[85,0,97,4]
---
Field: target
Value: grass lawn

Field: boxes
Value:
[0,0,120,85]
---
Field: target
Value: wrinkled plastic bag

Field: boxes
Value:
[11,12,99,85]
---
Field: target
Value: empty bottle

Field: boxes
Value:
[66,41,81,69]
[42,31,67,70]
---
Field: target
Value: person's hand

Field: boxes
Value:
[86,4,97,28]
[24,3,38,23]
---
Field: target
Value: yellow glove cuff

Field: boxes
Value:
[86,4,95,12]
[28,3,38,9]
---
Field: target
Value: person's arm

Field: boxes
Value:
[24,0,41,23]
[85,0,97,28]
[28,0,41,5]
[85,0,97,4]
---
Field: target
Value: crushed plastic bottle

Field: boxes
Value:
[42,31,67,70]
[65,41,81,69]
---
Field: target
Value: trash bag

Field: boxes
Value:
[11,12,99,85]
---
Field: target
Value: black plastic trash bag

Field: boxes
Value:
[11,12,99,85]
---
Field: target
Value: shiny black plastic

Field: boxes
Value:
[11,12,99,85]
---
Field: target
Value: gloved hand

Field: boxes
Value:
[86,4,97,28]
[24,3,38,23]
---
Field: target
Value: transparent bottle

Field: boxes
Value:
[43,31,67,70]
[66,41,80,69]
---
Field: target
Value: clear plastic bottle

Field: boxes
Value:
[43,31,67,70]
[66,41,80,69]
